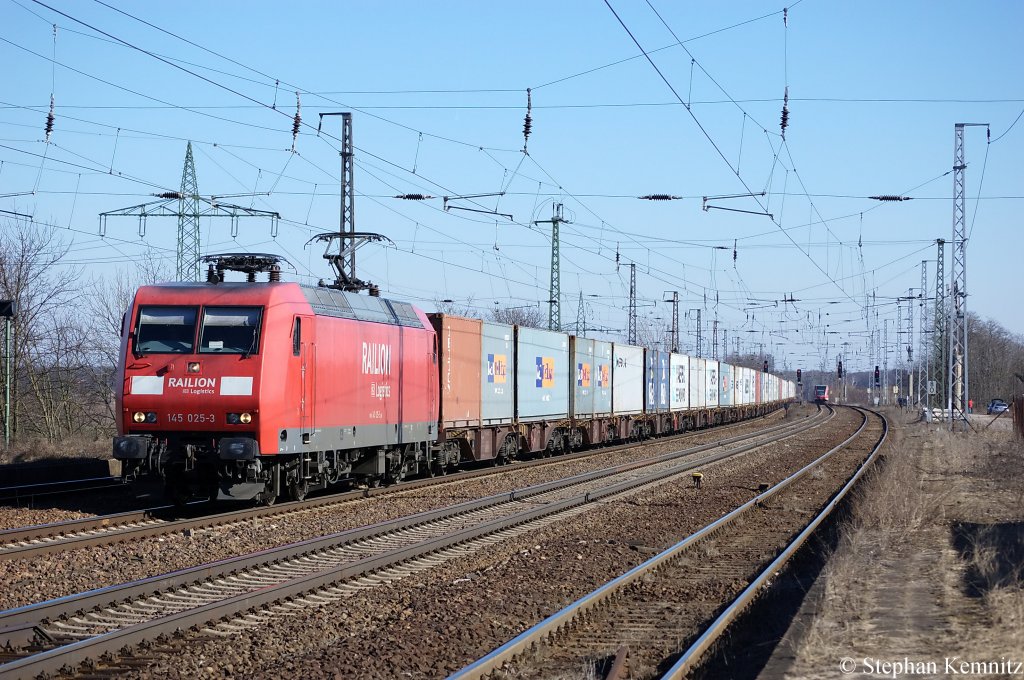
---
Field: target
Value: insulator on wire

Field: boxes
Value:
[394,194,433,200]
[780,87,789,139]
[291,92,301,152]
[733,239,737,264]
[45,95,55,142]
[638,194,681,201]
[869,195,912,202]
[522,88,533,152]
[783,7,788,27]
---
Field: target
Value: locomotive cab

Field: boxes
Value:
[114,294,268,504]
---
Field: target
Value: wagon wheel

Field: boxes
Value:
[287,478,309,502]
[204,476,220,507]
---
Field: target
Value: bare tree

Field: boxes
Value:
[491,304,545,329]
[432,296,479,318]
[83,248,173,428]
[966,313,1024,404]
[0,218,84,444]
[634,315,670,350]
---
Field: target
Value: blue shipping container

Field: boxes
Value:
[645,349,671,413]
[481,321,514,424]
[593,340,613,416]
[570,336,596,418]
[719,362,734,406]
[516,326,570,420]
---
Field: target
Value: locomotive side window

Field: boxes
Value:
[199,306,263,354]
[135,306,198,354]
[292,317,301,356]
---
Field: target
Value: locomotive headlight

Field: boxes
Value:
[132,411,146,423]
[145,412,157,423]
[239,412,252,424]
[227,413,240,424]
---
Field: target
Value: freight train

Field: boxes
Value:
[112,255,796,505]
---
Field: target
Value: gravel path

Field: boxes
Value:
[106,405,856,679]
[0,410,791,611]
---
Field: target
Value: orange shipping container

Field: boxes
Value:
[429,314,482,428]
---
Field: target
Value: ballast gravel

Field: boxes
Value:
[108,405,862,679]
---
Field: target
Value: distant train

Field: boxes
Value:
[112,255,797,505]
[813,384,830,403]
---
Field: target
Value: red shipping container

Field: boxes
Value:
[430,314,483,428]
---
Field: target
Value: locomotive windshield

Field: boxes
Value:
[135,306,198,354]
[199,306,263,354]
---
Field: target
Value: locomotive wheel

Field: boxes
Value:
[257,491,276,506]
[164,471,190,509]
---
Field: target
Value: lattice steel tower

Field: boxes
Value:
[905,287,914,394]
[177,142,200,281]
[896,297,903,399]
[576,292,585,336]
[668,291,679,352]
[628,263,637,345]
[918,261,929,408]
[948,123,987,431]
[930,238,947,420]
[535,203,566,331]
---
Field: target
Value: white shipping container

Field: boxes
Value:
[705,359,720,408]
[612,343,645,415]
[689,357,706,408]
[670,353,689,411]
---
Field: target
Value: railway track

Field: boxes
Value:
[0,408,793,561]
[0,477,124,504]
[451,405,887,680]
[0,406,830,679]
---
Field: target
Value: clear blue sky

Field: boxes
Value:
[2,0,1022,374]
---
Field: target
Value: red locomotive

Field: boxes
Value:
[113,255,438,504]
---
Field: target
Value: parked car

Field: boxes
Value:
[987,399,1009,415]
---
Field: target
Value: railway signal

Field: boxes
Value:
[763,360,769,372]
[874,365,881,388]
[837,361,843,378]
[796,368,802,385]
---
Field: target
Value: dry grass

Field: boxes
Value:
[792,420,1024,666]
[0,434,111,464]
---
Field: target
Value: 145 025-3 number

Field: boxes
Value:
[168,413,216,424]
